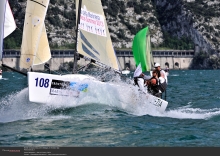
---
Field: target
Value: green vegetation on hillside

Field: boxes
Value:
[3,0,219,53]
[3,29,22,49]
[156,32,194,50]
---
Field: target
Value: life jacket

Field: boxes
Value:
[148,76,167,94]
[147,77,159,94]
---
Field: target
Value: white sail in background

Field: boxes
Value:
[20,0,51,69]
[76,0,120,71]
[4,1,16,38]
[0,0,7,60]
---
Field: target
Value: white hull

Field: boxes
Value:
[0,75,2,79]
[28,72,168,113]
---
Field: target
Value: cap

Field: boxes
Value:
[154,63,160,68]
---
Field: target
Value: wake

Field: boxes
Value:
[1,86,220,123]
[0,78,9,80]
[158,106,220,120]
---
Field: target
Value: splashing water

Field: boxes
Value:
[1,70,220,123]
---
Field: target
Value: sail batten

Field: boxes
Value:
[30,0,47,7]
[76,0,120,71]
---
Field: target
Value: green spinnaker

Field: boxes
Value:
[132,26,154,72]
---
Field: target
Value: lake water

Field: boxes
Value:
[0,70,220,148]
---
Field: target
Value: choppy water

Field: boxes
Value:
[0,70,220,147]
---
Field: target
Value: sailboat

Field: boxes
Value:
[132,26,168,106]
[0,0,17,79]
[19,0,168,112]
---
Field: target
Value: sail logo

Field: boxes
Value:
[79,6,106,37]
[32,17,41,26]
[26,58,31,62]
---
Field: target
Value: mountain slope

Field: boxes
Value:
[6,0,220,69]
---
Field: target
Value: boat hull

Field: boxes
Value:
[28,72,168,112]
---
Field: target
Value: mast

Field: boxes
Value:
[73,0,82,74]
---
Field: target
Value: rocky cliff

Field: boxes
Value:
[7,0,220,69]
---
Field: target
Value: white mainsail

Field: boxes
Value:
[4,1,16,38]
[20,0,51,69]
[0,0,7,60]
[76,0,120,71]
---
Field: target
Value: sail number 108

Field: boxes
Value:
[35,78,50,88]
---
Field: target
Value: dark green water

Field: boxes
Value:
[0,70,220,147]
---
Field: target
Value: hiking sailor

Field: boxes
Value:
[134,73,151,93]
[133,64,151,93]
[148,63,168,98]
[154,63,168,84]
[146,69,167,98]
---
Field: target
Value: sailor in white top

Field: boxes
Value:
[154,63,168,84]
[154,63,168,96]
